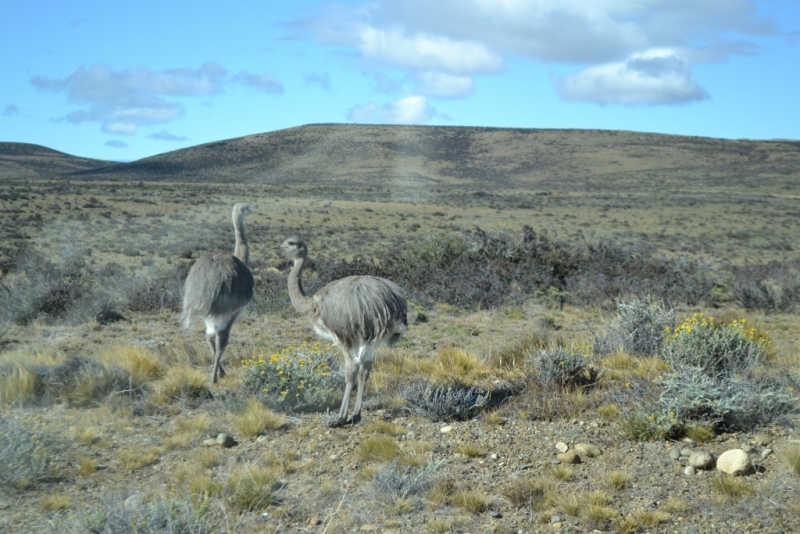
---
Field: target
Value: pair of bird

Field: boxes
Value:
[181,202,408,427]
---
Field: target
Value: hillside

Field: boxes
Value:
[0,142,115,179]
[4,125,800,192]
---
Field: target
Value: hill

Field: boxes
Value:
[0,142,115,179]
[4,125,800,192]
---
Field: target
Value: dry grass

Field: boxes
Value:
[450,490,490,514]
[363,419,405,436]
[152,366,209,403]
[502,477,553,510]
[602,470,630,491]
[358,436,402,462]
[39,491,70,511]
[711,475,755,497]
[117,447,160,471]
[685,424,715,443]
[455,443,486,458]
[783,445,800,475]
[234,397,288,436]
[76,455,98,476]
[193,448,222,469]
[225,464,282,511]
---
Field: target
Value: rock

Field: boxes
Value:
[359,525,379,531]
[669,448,682,460]
[684,466,696,476]
[688,451,714,470]
[761,448,773,458]
[556,451,581,464]
[491,453,499,460]
[216,433,236,448]
[440,425,454,433]
[741,444,753,453]
[203,438,217,447]
[753,433,772,446]
[306,515,321,527]
[552,522,563,529]
[550,516,561,523]
[717,449,751,476]
[555,441,569,453]
[489,510,502,518]
[574,443,602,458]
[681,448,694,457]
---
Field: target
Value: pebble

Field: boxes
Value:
[555,441,569,453]
[216,433,236,448]
[681,448,694,457]
[440,425,453,433]
[717,449,750,476]
[556,451,581,464]
[552,522,562,529]
[669,448,682,460]
[688,451,714,470]
[754,433,772,446]
[684,466,696,476]
[550,516,561,523]
[761,448,773,458]
[741,444,753,453]
[574,443,602,458]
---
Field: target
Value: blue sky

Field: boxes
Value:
[2,0,798,161]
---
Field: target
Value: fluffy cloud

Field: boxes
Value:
[3,104,19,116]
[304,72,331,90]
[302,0,775,107]
[31,62,226,134]
[348,95,437,123]
[553,50,710,104]
[234,71,284,93]
[105,140,128,148]
[148,130,190,141]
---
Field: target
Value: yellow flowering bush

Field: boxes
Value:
[241,342,342,413]
[663,313,770,375]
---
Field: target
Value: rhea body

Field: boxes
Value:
[182,203,254,384]
[279,236,407,426]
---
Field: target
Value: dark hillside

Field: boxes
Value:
[0,142,116,179]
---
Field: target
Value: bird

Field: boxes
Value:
[181,202,254,384]
[277,236,408,426]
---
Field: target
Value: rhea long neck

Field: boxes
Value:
[233,214,249,266]
[287,251,316,316]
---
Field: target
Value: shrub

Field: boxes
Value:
[535,345,600,391]
[0,416,52,490]
[367,459,442,507]
[663,313,769,376]
[241,342,342,413]
[604,296,674,357]
[401,382,488,422]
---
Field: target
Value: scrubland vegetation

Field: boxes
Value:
[2,128,800,532]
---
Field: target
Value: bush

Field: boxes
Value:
[241,342,342,413]
[604,296,674,357]
[0,416,52,490]
[663,313,769,375]
[535,346,601,391]
[401,382,488,422]
[367,459,442,508]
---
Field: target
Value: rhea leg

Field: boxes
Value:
[212,326,231,384]
[330,351,357,427]
[351,359,372,425]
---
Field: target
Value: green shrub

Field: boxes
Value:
[241,342,342,413]
[663,313,768,375]
[605,296,674,357]
[401,382,488,422]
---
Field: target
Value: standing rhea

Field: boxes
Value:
[182,202,254,384]
[278,236,407,426]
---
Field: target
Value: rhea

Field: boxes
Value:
[278,236,408,426]
[182,202,254,384]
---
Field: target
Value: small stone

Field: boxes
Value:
[359,525,379,532]
[754,433,772,446]
[681,448,693,457]
[669,448,682,460]
[574,443,602,458]
[717,449,751,476]
[550,516,561,523]
[761,448,773,458]
[307,515,321,527]
[440,425,454,433]
[203,438,217,447]
[491,453,499,460]
[552,522,563,529]
[684,466,696,476]
[329,454,338,461]
[741,444,753,453]
[519,463,535,470]
[556,451,581,464]
[551,460,561,465]
[555,441,569,453]
[256,435,268,443]
[216,433,236,448]
[689,451,714,470]
[489,510,502,518]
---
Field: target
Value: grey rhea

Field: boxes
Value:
[278,236,408,426]
[182,203,254,384]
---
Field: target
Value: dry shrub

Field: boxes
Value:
[234,397,289,436]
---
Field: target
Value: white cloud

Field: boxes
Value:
[348,95,437,123]
[304,72,331,90]
[553,49,710,105]
[105,140,128,148]
[302,0,777,105]
[148,130,190,141]
[414,72,474,98]
[31,62,226,133]
[234,71,284,93]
